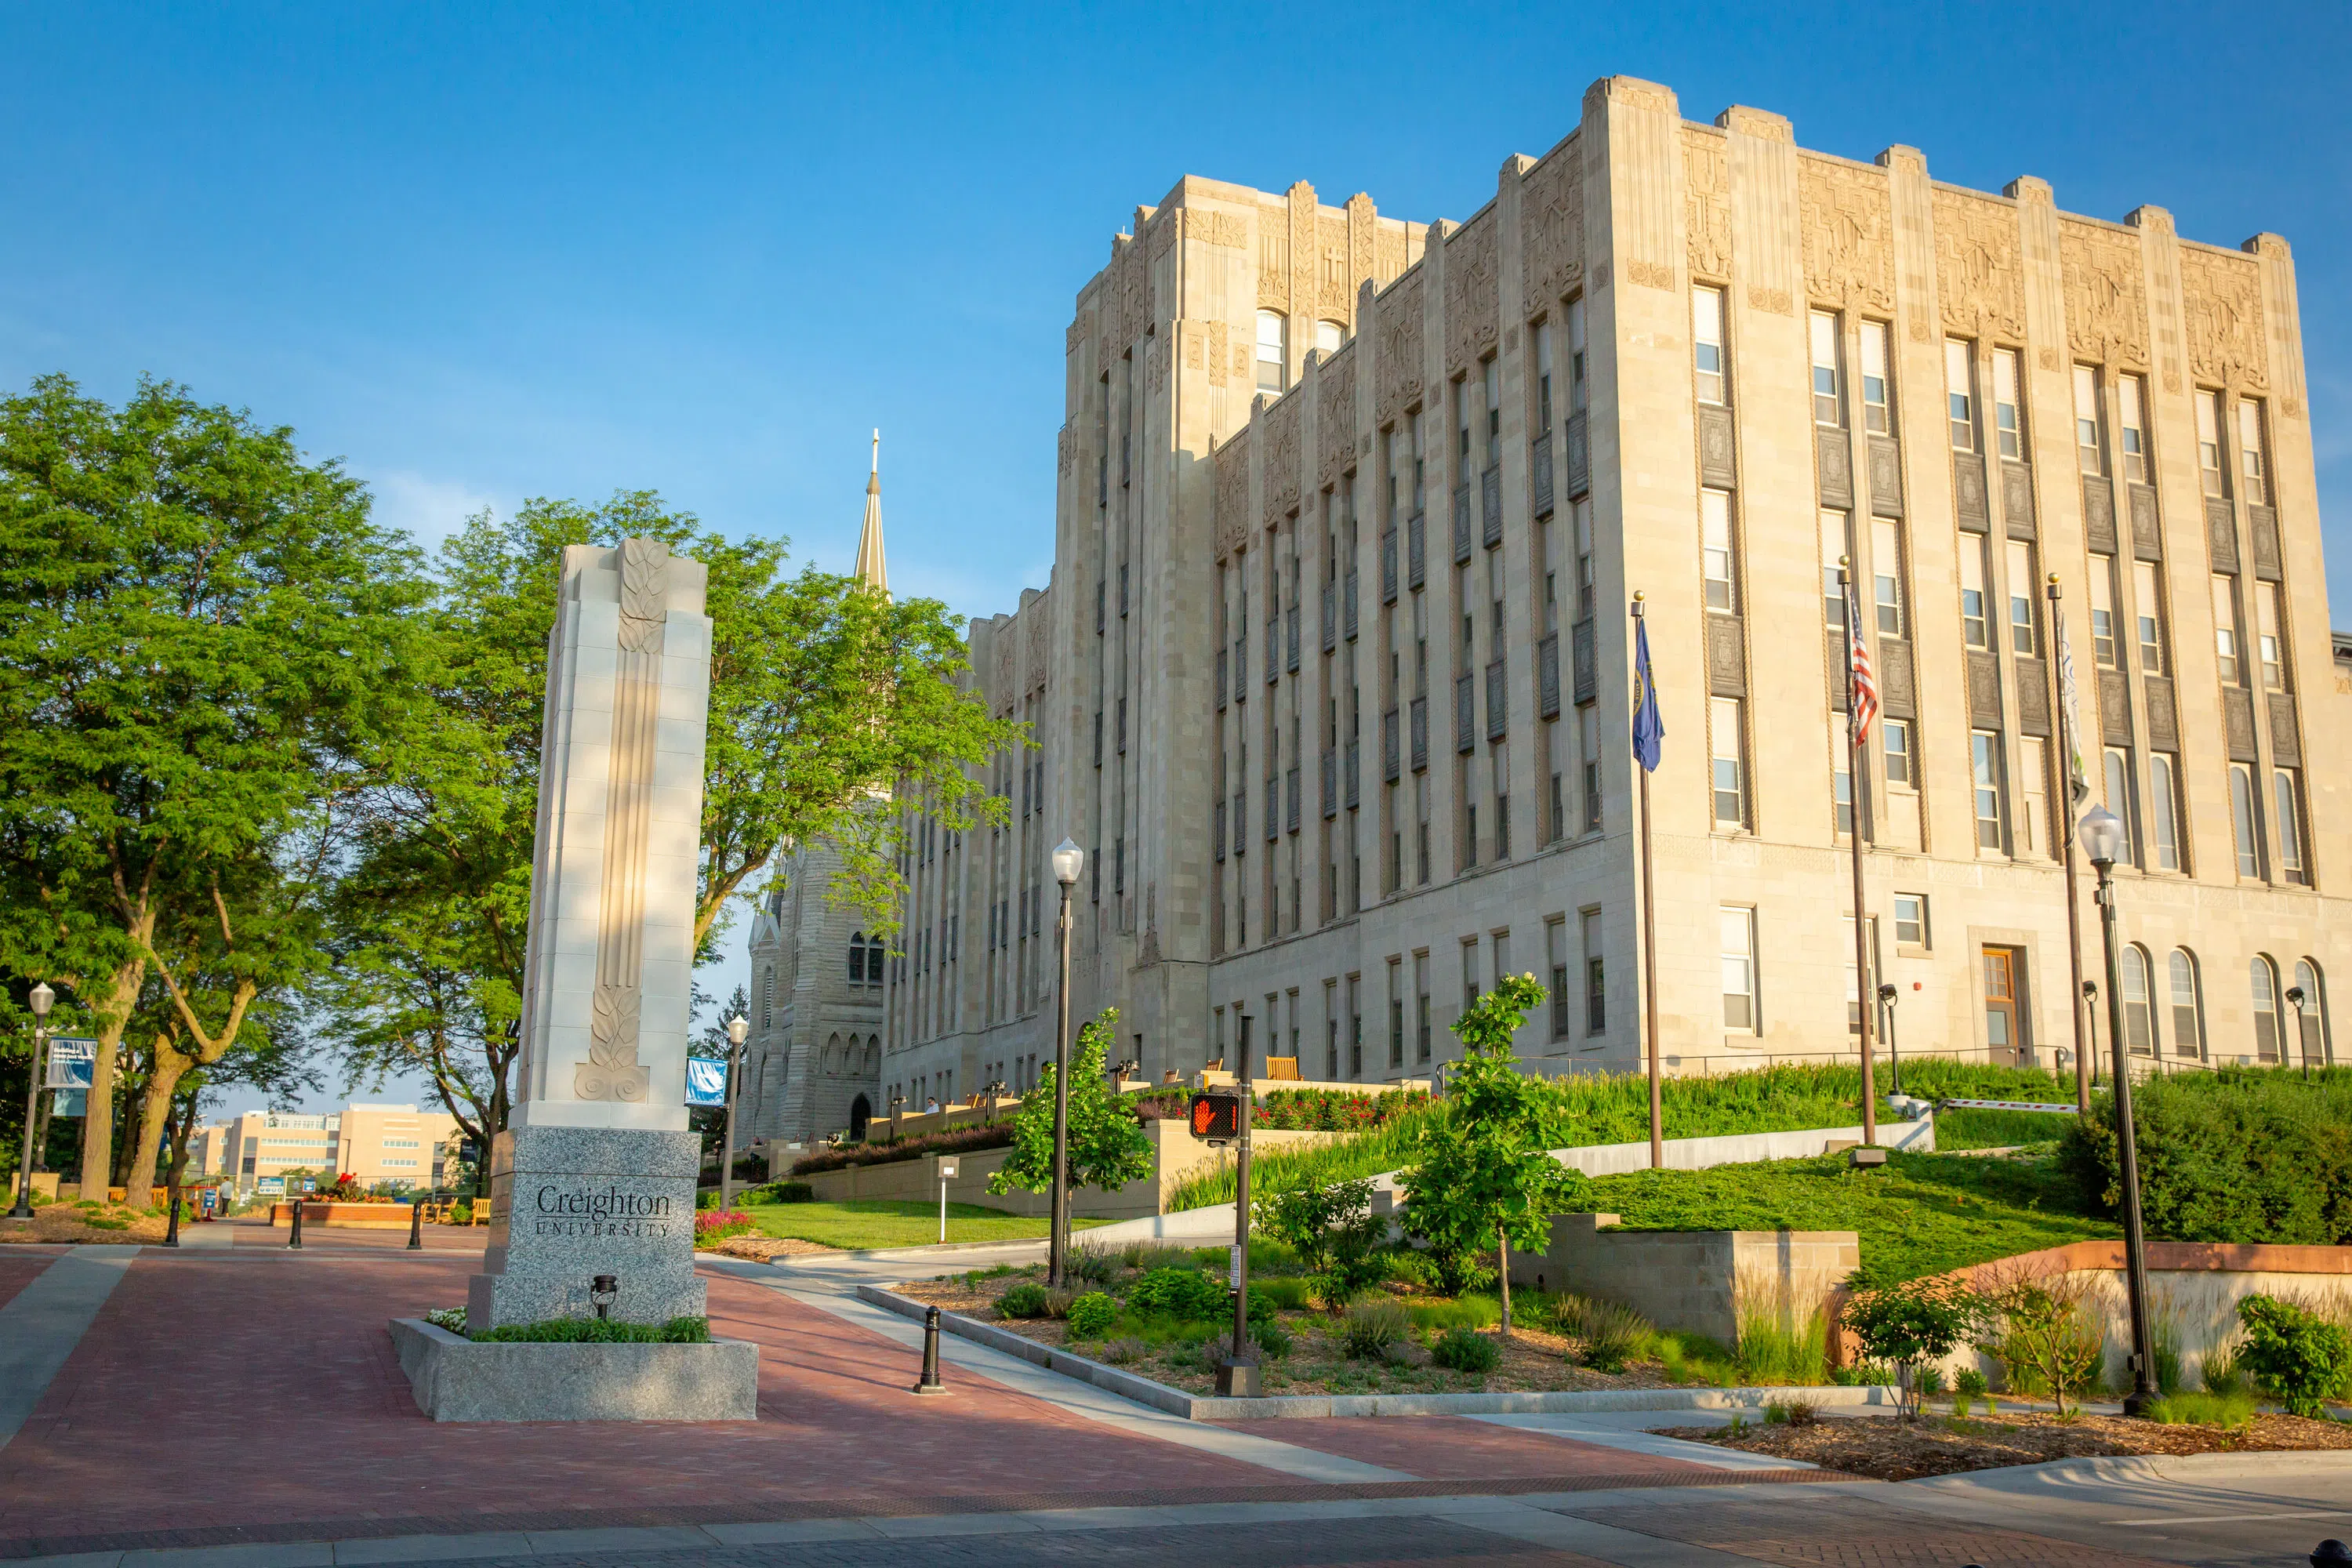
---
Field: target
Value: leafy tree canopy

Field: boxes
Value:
[989,1008,1153,1197]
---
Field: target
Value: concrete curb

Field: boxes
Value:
[855,1283,1899,1422]
[1906,1447,2352,1488]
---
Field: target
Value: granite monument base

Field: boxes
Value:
[389,1318,758,1421]
[466,1123,706,1331]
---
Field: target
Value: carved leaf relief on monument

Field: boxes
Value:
[1318,342,1356,487]
[1259,203,1290,311]
[1263,396,1301,524]
[1933,190,2027,343]
[1683,129,1731,281]
[1215,441,1251,559]
[1798,157,1894,312]
[1520,139,1584,309]
[2180,248,2267,390]
[2059,220,2149,367]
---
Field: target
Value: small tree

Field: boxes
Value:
[989,1007,1152,1198]
[1838,1276,1987,1413]
[1396,975,1576,1326]
[2236,1294,2352,1418]
[1254,1177,1386,1308]
[1981,1269,2106,1417]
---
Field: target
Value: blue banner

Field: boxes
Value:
[45,1037,97,1090]
[684,1056,729,1108]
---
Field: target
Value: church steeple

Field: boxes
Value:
[853,429,888,597]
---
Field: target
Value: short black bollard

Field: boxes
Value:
[162,1185,181,1249]
[2311,1541,2352,1568]
[408,1196,424,1250]
[910,1304,950,1396]
[288,1197,304,1250]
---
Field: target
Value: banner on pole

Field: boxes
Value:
[684,1056,729,1108]
[51,1089,87,1118]
[45,1037,97,1090]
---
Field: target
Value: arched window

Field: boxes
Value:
[1256,310,1288,396]
[2120,945,2155,1056]
[2293,959,2332,1069]
[760,967,775,1029]
[2169,950,2204,1059]
[1315,319,1345,358]
[2251,956,2284,1062]
[848,933,866,985]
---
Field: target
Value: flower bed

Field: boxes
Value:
[693,1209,757,1247]
[789,1122,1013,1177]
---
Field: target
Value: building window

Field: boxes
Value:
[1701,488,1736,612]
[2150,753,2182,873]
[1894,892,1929,949]
[1993,348,2023,459]
[1860,321,1891,434]
[2230,763,2262,878]
[2257,583,2285,691]
[1546,718,1565,844]
[1971,731,2005,851]
[1461,938,1480,1015]
[2134,560,2165,674]
[1809,310,1842,426]
[1693,286,1726,405]
[1548,918,1570,1040]
[1875,518,1904,636]
[1944,339,1976,451]
[1721,907,1758,1031]
[2169,950,2205,1058]
[1580,705,1602,832]
[2007,540,2038,655]
[1581,910,1606,1036]
[1711,699,1746,828]
[1386,960,1403,1068]
[2213,575,2242,685]
[1883,719,1912,788]
[1256,310,1288,396]
[1960,537,1991,649]
[1534,319,1554,434]
[1831,724,1853,837]
[2196,390,2227,499]
[1822,511,1850,626]
[2276,769,2307,885]
[1316,319,1345,357]
[2103,747,2139,863]
[1573,498,1595,619]
[2122,945,2156,1055]
[2119,375,2148,483]
[1568,296,1589,411]
[2294,960,2331,1069]
[1414,951,1432,1062]
[2072,365,2106,476]
[2238,399,2268,505]
[2089,558,2117,667]
[2253,956,2285,1062]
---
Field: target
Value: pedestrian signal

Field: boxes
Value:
[1188,1091,1242,1142]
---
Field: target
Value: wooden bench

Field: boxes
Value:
[1264,1056,1303,1081]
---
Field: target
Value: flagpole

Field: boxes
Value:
[1633,592,1663,1171]
[1840,560,1878,1148]
[2048,575,2091,1110]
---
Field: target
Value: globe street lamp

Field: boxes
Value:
[2081,805,2157,1417]
[2287,986,2313,1080]
[719,1014,750,1213]
[1047,838,1083,1288]
[1876,982,1901,1099]
[9,982,56,1221]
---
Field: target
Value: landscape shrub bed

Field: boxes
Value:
[788,1122,1014,1177]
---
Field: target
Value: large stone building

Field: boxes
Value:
[772,77,2346,1140]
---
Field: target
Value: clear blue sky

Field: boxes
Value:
[3,2,2343,1108]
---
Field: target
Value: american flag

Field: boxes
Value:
[1846,586,1879,743]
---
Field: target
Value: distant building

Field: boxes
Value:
[189,1102,462,1193]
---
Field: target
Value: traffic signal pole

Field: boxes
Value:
[1219,1080,1259,1398]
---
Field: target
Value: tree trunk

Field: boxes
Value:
[76,951,147,1202]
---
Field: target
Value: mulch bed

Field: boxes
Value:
[0,1205,170,1245]
[704,1234,836,1261]
[1652,1408,2352,1480]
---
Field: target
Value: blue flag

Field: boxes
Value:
[1632,616,1664,772]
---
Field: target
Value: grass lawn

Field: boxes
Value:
[1577,1149,2115,1287]
[738,1198,1114,1250]
[1934,1105,2080,1150]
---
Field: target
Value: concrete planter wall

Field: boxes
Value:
[1508,1214,1861,1345]
[269,1202,414,1229]
[387,1318,759,1422]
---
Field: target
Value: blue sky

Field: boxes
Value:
[3,2,2343,1109]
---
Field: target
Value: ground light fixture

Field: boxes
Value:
[2079,804,2158,1417]
[1047,839,1083,1287]
[590,1275,618,1321]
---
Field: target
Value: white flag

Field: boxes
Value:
[2054,601,2089,807]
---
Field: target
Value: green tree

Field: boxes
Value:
[1253,1177,1386,1308]
[2235,1294,2352,1418]
[1838,1276,1987,1410]
[989,1008,1152,1198]
[0,374,433,1200]
[1397,975,1577,1324]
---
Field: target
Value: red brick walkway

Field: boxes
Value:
[0,1251,56,1313]
[1214,1416,1713,1481]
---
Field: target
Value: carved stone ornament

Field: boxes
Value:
[1318,343,1356,486]
[1624,260,1677,292]
[1026,599,1049,691]
[1067,317,1088,355]
[617,536,670,655]
[1374,272,1425,428]
[1258,202,1291,312]
[1520,138,1584,309]
[1933,190,2027,342]
[1443,210,1501,372]
[1058,423,1075,477]
[2060,219,2149,367]
[1262,394,1301,524]
[1684,128,1731,281]
[1290,181,1319,328]
[1799,156,1894,312]
[1215,440,1251,559]
[2180,247,2267,390]
[1318,214,1353,321]
[1181,208,1247,249]
[1146,333,1169,396]
[1375,227,1409,284]
[1123,238,1152,350]
[1347,194,1378,318]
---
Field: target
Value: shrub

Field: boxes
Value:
[1252,1177,1388,1302]
[1065,1247,1116,1286]
[695,1209,757,1244]
[1065,1291,1118,1338]
[1342,1298,1412,1359]
[1762,1397,1820,1426]
[1565,1296,1654,1373]
[1041,1287,1077,1319]
[1250,1318,1292,1359]
[1116,1241,1202,1272]
[423,1306,467,1333]
[989,1008,1153,1200]
[1954,1368,1988,1398]
[790,1123,1016,1178]
[1252,1275,1313,1312]
[998,1281,1054,1319]
[1837,1275,1987,1398]
[1431,1326,1500,1374]
[2201,1343,2246,1396]
[1129,1266,1227,1322]
[2236,1294,2352,1417]
[1100,1337,1146,1365]
[1982,1269,2106,1417]
[751,1181,815,1203]
[474,1315,710,1343]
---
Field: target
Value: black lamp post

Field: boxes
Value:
[1047,837,1083,1289]
[8,982,55,1221]
[1877,982,1901,1099]
[719,1014,750,1211]
[2288,986,2314,1079]
[2081,979,2100,1085]
[2081,804,2157,1417]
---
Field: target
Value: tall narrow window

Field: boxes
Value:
[1860,321,1892,434]
[1971,731,2005,851]
[1483,357,1501,469]
[2149,753,2182,872]
[1875,518,1904,636]
[1831,724,1853,836]
[2072,365,2106,476]
[2295,960,2330,1067]
[1711,698,1746,828]
[1693,287,1727,405]
[2089,559,2116,667]
[1945,339,1976,451]
[2257,583,2285,691]
[1701,488,1736,612]
[1822,512,1850,626]
[1534,321,1555,434]
[1568,297,1589,411]
[2019,735,2049,857]
[2119,376,2148,483]
[2212,577,2242,685]
[1256,310,1288,396]
[2006,540,2036,655]
[2252,956,2284,1062]
[1581,910,1606,1036]
[1579,705,1602,832]
[1809,310,1842,426]
[2103,746,2139,863]
[2169,950,2204,1058]
[1414,951,1432,1062]
[2121,945,2155,1055]
[1884,719,1913,788]
[1721,907,1759,1030]
[2196,390,2227,498]
[1573,498,1595,619]
[1545,718,1565,844]
[2238,399,2268,505]
[2230,763,2262,878]
[1548,919,1570,1040]
[1993,348,2023,459]
[2276,769,2307,885]
[2134,561,2165,673]
[1316,319,1345,357]
[1960,538,1991,649]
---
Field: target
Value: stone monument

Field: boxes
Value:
[467,536,713,1331]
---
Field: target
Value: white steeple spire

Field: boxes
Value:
[853,427,888,597]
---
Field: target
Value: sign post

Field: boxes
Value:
[1185,1082,1257,1397]
[935,1156,959,1243]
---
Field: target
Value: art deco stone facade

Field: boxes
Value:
[811,78,2344,1134]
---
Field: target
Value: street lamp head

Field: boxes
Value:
[726,1014,749,1047]
[2082,979,2099,1000]
[27,982,53,1018]
[1877,982,1898,1003]
[2288,986,2308,1007]
[1051,837,1083,887]
[2077,805,2127,869]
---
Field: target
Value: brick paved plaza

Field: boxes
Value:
[0,1232,2341,1566]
